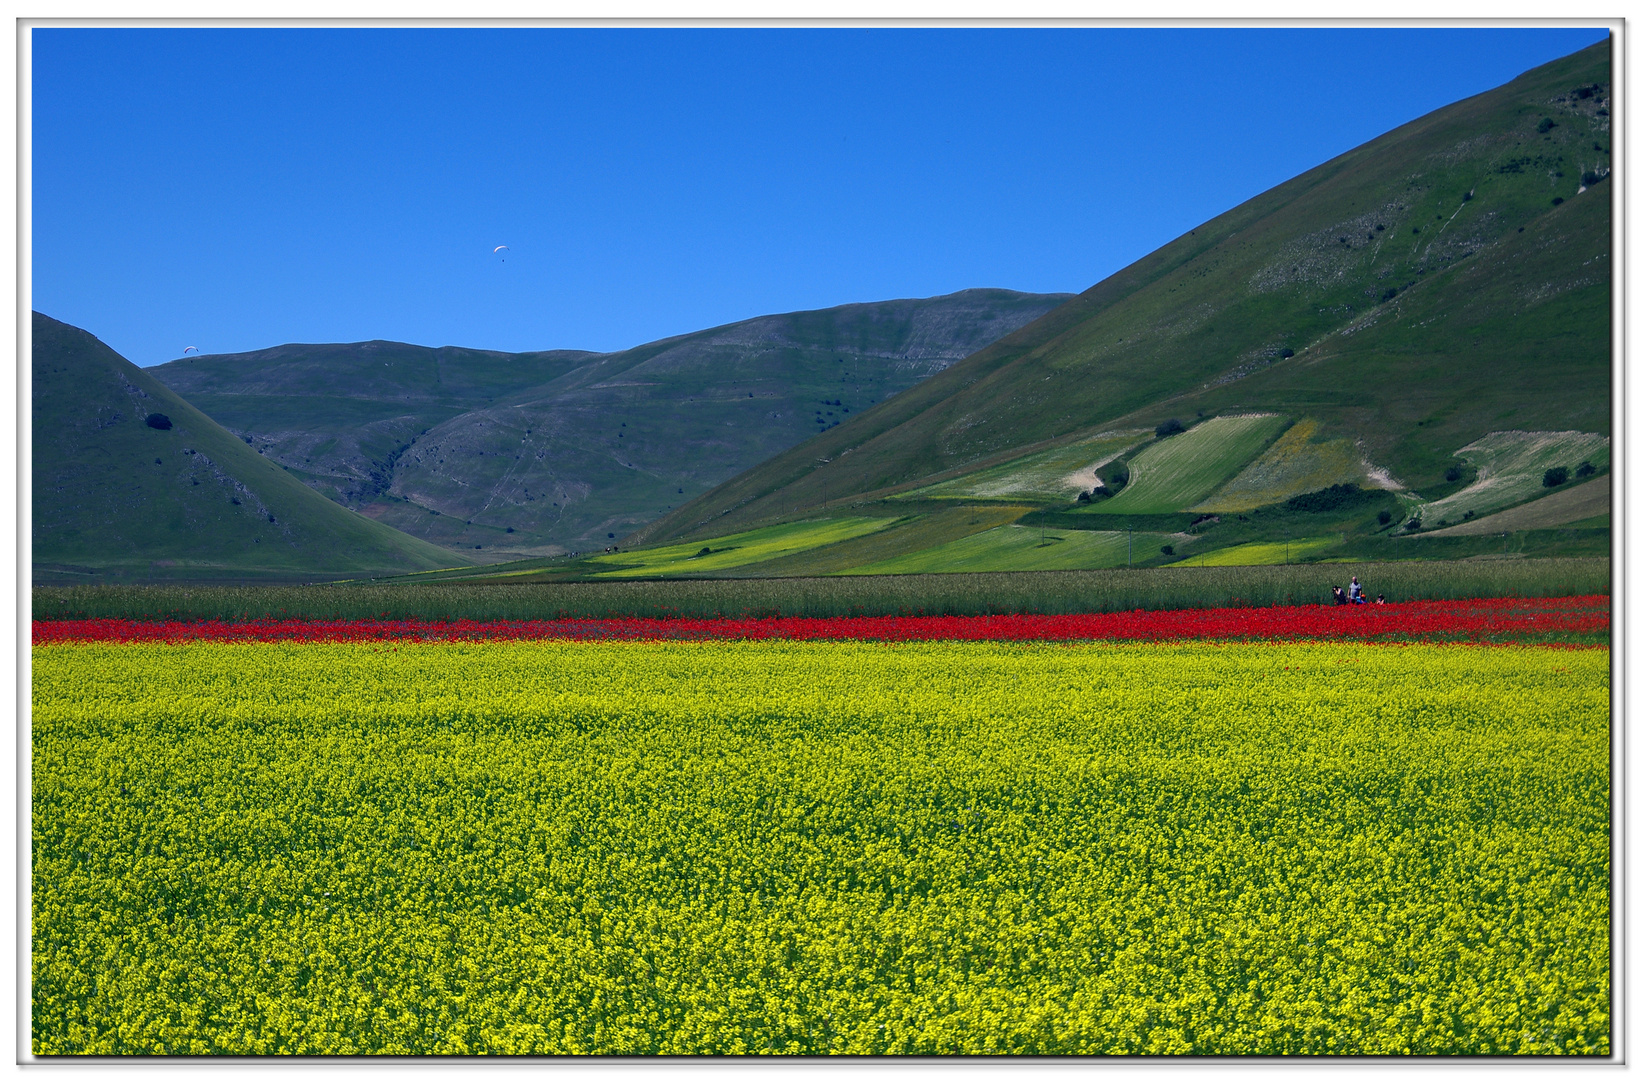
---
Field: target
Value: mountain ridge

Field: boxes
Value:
[150,287,1074,557]
[628,40,1611,552]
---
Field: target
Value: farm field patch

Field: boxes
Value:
[1419,476,1610,537]
[897,430,1149,502]
[1191,537,1346,566]
[1417,431,1610,528]
[1086,414,1291,515]
[34,634,1609,1055]
[835,524,1181,575]
[1190,418,1371,514]
[582,517,895,578]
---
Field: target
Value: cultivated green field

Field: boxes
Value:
[1087,415,1291,515]
[898,430,1148,502]
[839,525,1183,575]
[1190,537,1345,567]
[1191,418,1371,514]
[1416,431,1611,527]
[1422,476,1610,537]
[583,518,896,578]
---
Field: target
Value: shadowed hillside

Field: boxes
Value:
[152,289,1072,558]
[33,313,463,583]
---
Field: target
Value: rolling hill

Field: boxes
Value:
[32,313,463,583]
[615,40,1611,573]
[150,289,1072,558]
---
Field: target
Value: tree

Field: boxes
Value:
[1575,460,1597,478]
[1155,418,1185,438]
[1159,545,1174,557]
[1378,510,1392,526]
[1544,466,1570,487]
[145,413,172,430]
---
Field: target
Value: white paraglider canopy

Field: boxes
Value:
[182,346,198,354]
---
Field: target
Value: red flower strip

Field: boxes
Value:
[34,596,1609,645]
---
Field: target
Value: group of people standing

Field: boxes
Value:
[1332,576,1386,606]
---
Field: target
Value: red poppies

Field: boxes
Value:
[34,595,1608,645]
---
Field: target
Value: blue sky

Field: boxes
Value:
[31,26,1611,366]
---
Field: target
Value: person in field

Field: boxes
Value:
[1333,585,1347,605]
[1375,594,1387,605]
[1348,576,1365,604]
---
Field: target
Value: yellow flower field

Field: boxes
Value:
[32,640,1609,1055]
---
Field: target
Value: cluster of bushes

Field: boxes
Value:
[1545,461,1598,488]
[1284,483,1377,514]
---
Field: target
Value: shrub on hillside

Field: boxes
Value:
[145,413,172,430]
[1538,117,1556,133]
[1544,466,1570,487]
[1576,460,1597,478]
[1155,418,1185,438]
[1404,516,1422,532]
[1284,483,1370,514]
[1444,465,1463,483]
[1159,545,1174,557]
[1101,463,1129,492]
[1378,510,1392,526]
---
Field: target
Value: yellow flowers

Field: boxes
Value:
[32,641,1609,1055]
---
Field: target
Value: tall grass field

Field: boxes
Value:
[35,557,1608,623]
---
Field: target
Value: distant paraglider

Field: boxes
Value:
[494,244,509,263]
[182,346,198,355]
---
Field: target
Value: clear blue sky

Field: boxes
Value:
[31,26,1610,367]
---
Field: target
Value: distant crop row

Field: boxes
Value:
[32,556,1610,623]
[33,595,1610,646]
[34,639,1609,1055]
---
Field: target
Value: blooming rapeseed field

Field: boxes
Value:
[32,613,1609,1055]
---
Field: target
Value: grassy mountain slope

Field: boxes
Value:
[33,313,463,583]
[631,41,1611,558]
[150,289,1072,559]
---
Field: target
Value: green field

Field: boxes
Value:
[897,430,1148,502]
[1191,537,1346,567]
[839,525,1183,575]
[1191,418,1371,514]
[582,517,896,578]
[1086,415,1291,515]
[1422,475,1610,537]
[1416,431,1611,528]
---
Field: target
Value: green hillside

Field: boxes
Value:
[32,313,464,583]
[626,41,1611,572]
[150,289,1072,559]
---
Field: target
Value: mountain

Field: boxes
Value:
[625,40,1611,567]
[32,313,462,583]
[150,289,1072,558]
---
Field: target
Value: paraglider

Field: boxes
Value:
[494,244,509,263]
[182,346,198,354]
